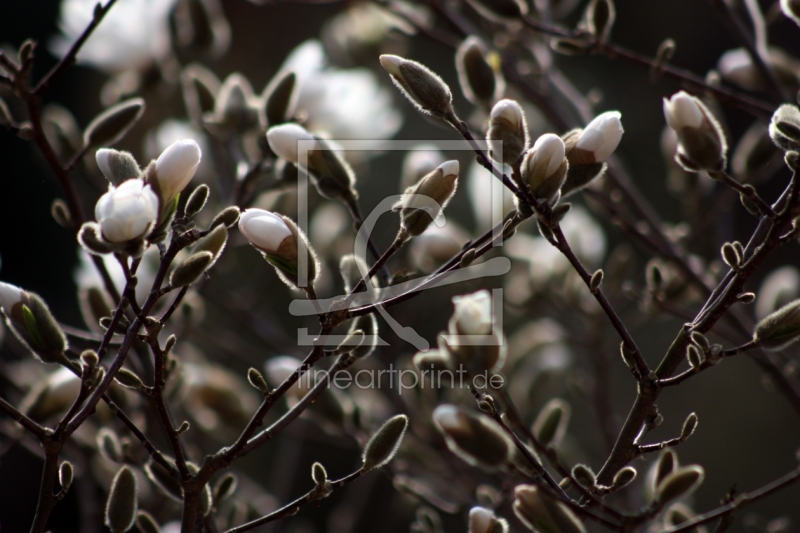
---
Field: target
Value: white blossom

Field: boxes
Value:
[95,179,159,242]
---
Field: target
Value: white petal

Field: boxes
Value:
[238,209,292,253]
[438,160,460,177]
[155,139,202,201]
[266,124,316,164]
[0,281,23,313]
[379,54,404,77]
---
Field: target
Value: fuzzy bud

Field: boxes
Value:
[394,160,459,236]
[152,139,202,205]
[571,464,597,489]
[769,104,800,152]
[95,179,159,244]
[247,367,269,394]
[59,461,74,492]
[513,485,587,533]
[193,224,228,266]
[96,149,141,186]
[663,91,727,172]
[432,404,513,470]
[469,506,509,533]
[532,398,571,448]
[680,412,698,441]
[380,55,455,120]
[523,134,568,205]
[655,465,705,506]
[0,282,67,363]
[135,511,161,533]
[169,251,213,288]
[114,368,144,391]
[83,99,145,150]
[446,290,506,375]
[583,0,616,42]
[262,71,297,127]
[362,414,409,470]
[185,184,209,218]
[238,209,319,287]
[105,466,138,533]
[487,99,528,166]
[210,206,240,228]
[754,299,800,351]
[612,466,637,489]
[312,462,328,486]
[456,37,503,107]
[213,474,237,506]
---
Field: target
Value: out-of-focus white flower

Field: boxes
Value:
[238,209,293,255]
[280,40,402,153]
[95,179,159,242]
[154,139,202,204]
[575,111,623,162]
[467,160,515,232]
[756,266,800,321]
[0,282,22,315]
[409,221,469,273]
[451,290,493,335]
[401,144,445,189]
[51,0,176,73]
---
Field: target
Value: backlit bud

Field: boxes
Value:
[532,398,570,448]
[663,91,727,171]
[514,485,586,533]
[266,123,317,165]
[380,54,455,120]
[446,290,505,375]
[456,37,503,107]
[105,466,138,533]
[487,99,528,165]
[153,139,202,204]
[432,404,512,470]
[469,506,509,533]
[96,149,140,186]
[574,111,623,163]
[394,160,459,236]
[465,0,528,22]
[95,179,159,243]
[0,282,67,363]
[655,465,705,506]
[523,134,568,204]
[769,104,800,152]
[362,414,409,470]
[451,290,492,335]
[239,209,319,287]
[753,299,800,351]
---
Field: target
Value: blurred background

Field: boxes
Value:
[1,0,800,531]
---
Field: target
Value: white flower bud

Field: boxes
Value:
[469,506,508,533]
[487,99,529,165]
[663,91,727,171]
[95,179,159,243]
[154,139,202,203]
[523,134,567,203]
[238,209,293,255]
[574,111,623,163]
[451,290,492,335]
[266,123,317,165]
[0,281,23,314]
[395,160,459,236]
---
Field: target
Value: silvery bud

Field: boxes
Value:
[94,179,159,244]
[456,37,504,107]
[523,134,568,205]
[238,209,319,288]
[262,70,298,127]
[83,98,145,150]
[663,91,727,172]
[768,104,800,152]
[152,139,202,205]
[362,414,409,470]
[432,404,513,470]
[169,251,213,288]
[487,99,529,166]
[0,282,67,363]
[655,465,705,506]
[532,398,570,448]
[394,160,459,236]
[753,299,800,351]
[96,149,140,186]
[583,0,616,42]
[469,506,509,533]
[513,485,586,533]
[379,54,455,120]
[135,511,161,533]
[612,466,637,489]
[59,461,74,492]
[105,466,138,533]
[213,474,238,506]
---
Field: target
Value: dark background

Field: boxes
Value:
[1,0,800,531]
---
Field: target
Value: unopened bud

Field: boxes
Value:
[247,367,269,394]
[612,466,636,489]
[213,473,237,506]
[105,466,138,533]
[456,37,503,107]
[96,149,140,186]
[59,461,74,492]
[513,485,587,533]
[185,185,209,218]
[362,414,409,470]
[0,282,67,364]
[533,398,570,448]
[590,270,604,292]
[686,344,702,369]
[769,104,800,152]
[583,0,616,41]
[663,91,727,172]
[312,462,328,486]
[395,160,459,236]
[176,421,190,434]
[691,331,710,351]
[114,368,144,390]
[721,242,741,269]
[469,506,509,533]
[380,55,455,120]
[210,206,240,228]
[432,404,512,470]
[193,224,228,266]
[754,299,800,351]
[680,412,698,441]
[655,465,705,506]
[571,464,597,489]
[98,428,123,462]
[262,71,297,126]
[135,511,161,533]
[170,251,213,288]
[523,134,568,205]
[487,99,528,165]
[83,99,145,149]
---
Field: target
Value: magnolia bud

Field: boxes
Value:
[59,461,74,492]
[469,506,509,533]
[210,73,259,131]
[379,55,455,120]
[446,290,506,375]
[184,184,209,218]
[769,104,800,152]
[456,37,503,107]
[362,414,409,470]
[612,466,637,489]
[169,251,213,288]
[432,404,512,470]
[754,299,800,351]
[0,282,67,363]
[153,139,202,205]
[96,149,141,186]
[95,179,159,243]
[247,367,269,394]
[312,462,328,486]
[239,209,319,287]
[513,485,586,533]
[655,465,705,506]
[394,160,459,236]
[487,99,529,166]
[571,111,623,164]
[266,123,317,164]
[532,398,570,448]
[83,98,145,149]
[523,134,568,204]
[193,224,228,266]
[451,290,492,335]
[663,91,727,171]
[135,511,161,533]
[781,0,800,26]
[583,0,616,42]
[105,466,138,533]
[572,464,597,489]
[213,473,238,506]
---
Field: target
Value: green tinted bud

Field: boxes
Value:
[185,185,209,218]
[312,462,328,486]
[513,485,587,533]
[363,414,409,470]
[612,466,636,489]
[655,465,705,506]
[114,368,144,391]
[395,161,459,236]
[456,37,502,106]
[135,511,162,533]
[754,299,800,351]
[769,104,800,152]
[433,405,512,470]
[571,464,596,489]
[170,251,213,288]
[210,206,241,228]
[96,149,141,186]
[247,367,269,394]
[59,461,74,492]
[213,473,237,506]
[533,398,570,448]
[105,466,138,533]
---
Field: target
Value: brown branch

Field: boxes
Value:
[0,396,48,440]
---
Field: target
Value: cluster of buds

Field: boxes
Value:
[238,208,319,289]
[394,160,460,237]
[266,123,357,204]
[80,139,202,256]
[663,91,727,172]
[0,282,67,364]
